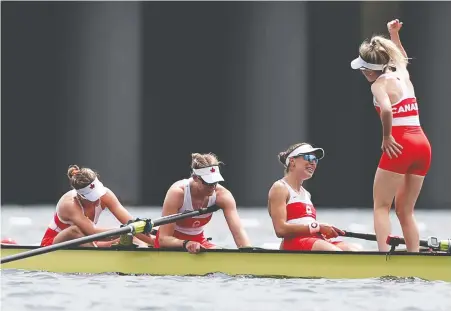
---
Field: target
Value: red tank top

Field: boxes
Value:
[280,179,317,225]
[373,73,421,128]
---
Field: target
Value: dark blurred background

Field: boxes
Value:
[2,1,450,209]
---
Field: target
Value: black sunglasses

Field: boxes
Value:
[195,175,218,187]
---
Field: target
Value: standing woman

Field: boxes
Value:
[350,19,431,252]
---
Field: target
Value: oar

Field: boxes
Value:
[1,205,220,264]
[341,231,450,252]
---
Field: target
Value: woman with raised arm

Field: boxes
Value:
[154,152,251,254]
[268,143,359,251]
[40,165,155,247]
[350,19,431,252]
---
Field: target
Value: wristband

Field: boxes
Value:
[309,222,321,235]
[182,240,190,250]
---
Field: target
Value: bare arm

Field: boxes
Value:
[158,186,186,248]
[388,20,407,59]
[268,182,311,238]
[390,32,407,59]
[58,201,113,236]
[216,188,252,248]
[371,82,393,138]
[101,189,155,245]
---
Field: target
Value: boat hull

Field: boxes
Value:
[1,245,450,281]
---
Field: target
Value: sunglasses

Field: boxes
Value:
[196,175,218,187]
[293,154,319,164]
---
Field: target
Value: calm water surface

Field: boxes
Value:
[1,205,450,311]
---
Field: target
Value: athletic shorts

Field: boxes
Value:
[282,235,341,251]
[378,126,431,176]
[40,228,58,247]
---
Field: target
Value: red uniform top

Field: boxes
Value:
[281,179,317,229]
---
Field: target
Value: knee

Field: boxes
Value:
[68,226,85,238]
[374,201,392,210]
[395,208,412,222]
[373,196,393,210]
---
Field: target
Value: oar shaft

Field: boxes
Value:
[152,206,219,227]
[0,225,136,264]
[343,231,429,247]
[1,205,220,265]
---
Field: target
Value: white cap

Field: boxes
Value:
[192,166,224,184]
[350,56,385,71]
[285,144,325,166]
[76,177,107,202]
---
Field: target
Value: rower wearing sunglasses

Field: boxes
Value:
[268,143,359,251]
[154,152,252,254]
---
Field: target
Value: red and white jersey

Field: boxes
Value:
[47,190,103,233]
[280,179,316,225]
[174,178,217,235]
[373,72,420,127]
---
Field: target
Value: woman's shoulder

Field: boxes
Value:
[215,184,232,197]
[268,179,288,197]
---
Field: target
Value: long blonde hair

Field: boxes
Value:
[359,35,408,71]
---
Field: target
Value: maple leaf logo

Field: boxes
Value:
[90,184,95,189]
[210,167,215,173]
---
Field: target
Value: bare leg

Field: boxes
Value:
[394,174,425,252]
[311,240,343,251]
[52,226,96,247]
[334,242,361,251]
[373,168,405,252]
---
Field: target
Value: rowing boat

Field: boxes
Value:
[1,244,450,281]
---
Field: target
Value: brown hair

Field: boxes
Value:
[278,142,310,173]
[67,164,99,190]
[359,35,408,72]
[190,153,223,170]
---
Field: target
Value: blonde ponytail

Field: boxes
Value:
[359,35,408,71]
[371,36,408,68]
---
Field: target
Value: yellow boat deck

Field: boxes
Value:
[1,245,450,281]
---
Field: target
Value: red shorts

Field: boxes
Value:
[282,235,341,251]
[40,228,111,247]
[40,228,57,247]
[378,126,431,176]
[154,230,216,249]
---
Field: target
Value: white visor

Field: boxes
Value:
[192,166,224,184]
[350,56,385,71]
[76,177,107,202]
[285,144,325,166]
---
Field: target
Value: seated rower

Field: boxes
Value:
[268,143,360,251]
[155,152,252,254]
[40,165,155,247]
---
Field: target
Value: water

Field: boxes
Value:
[1,205,451,311]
